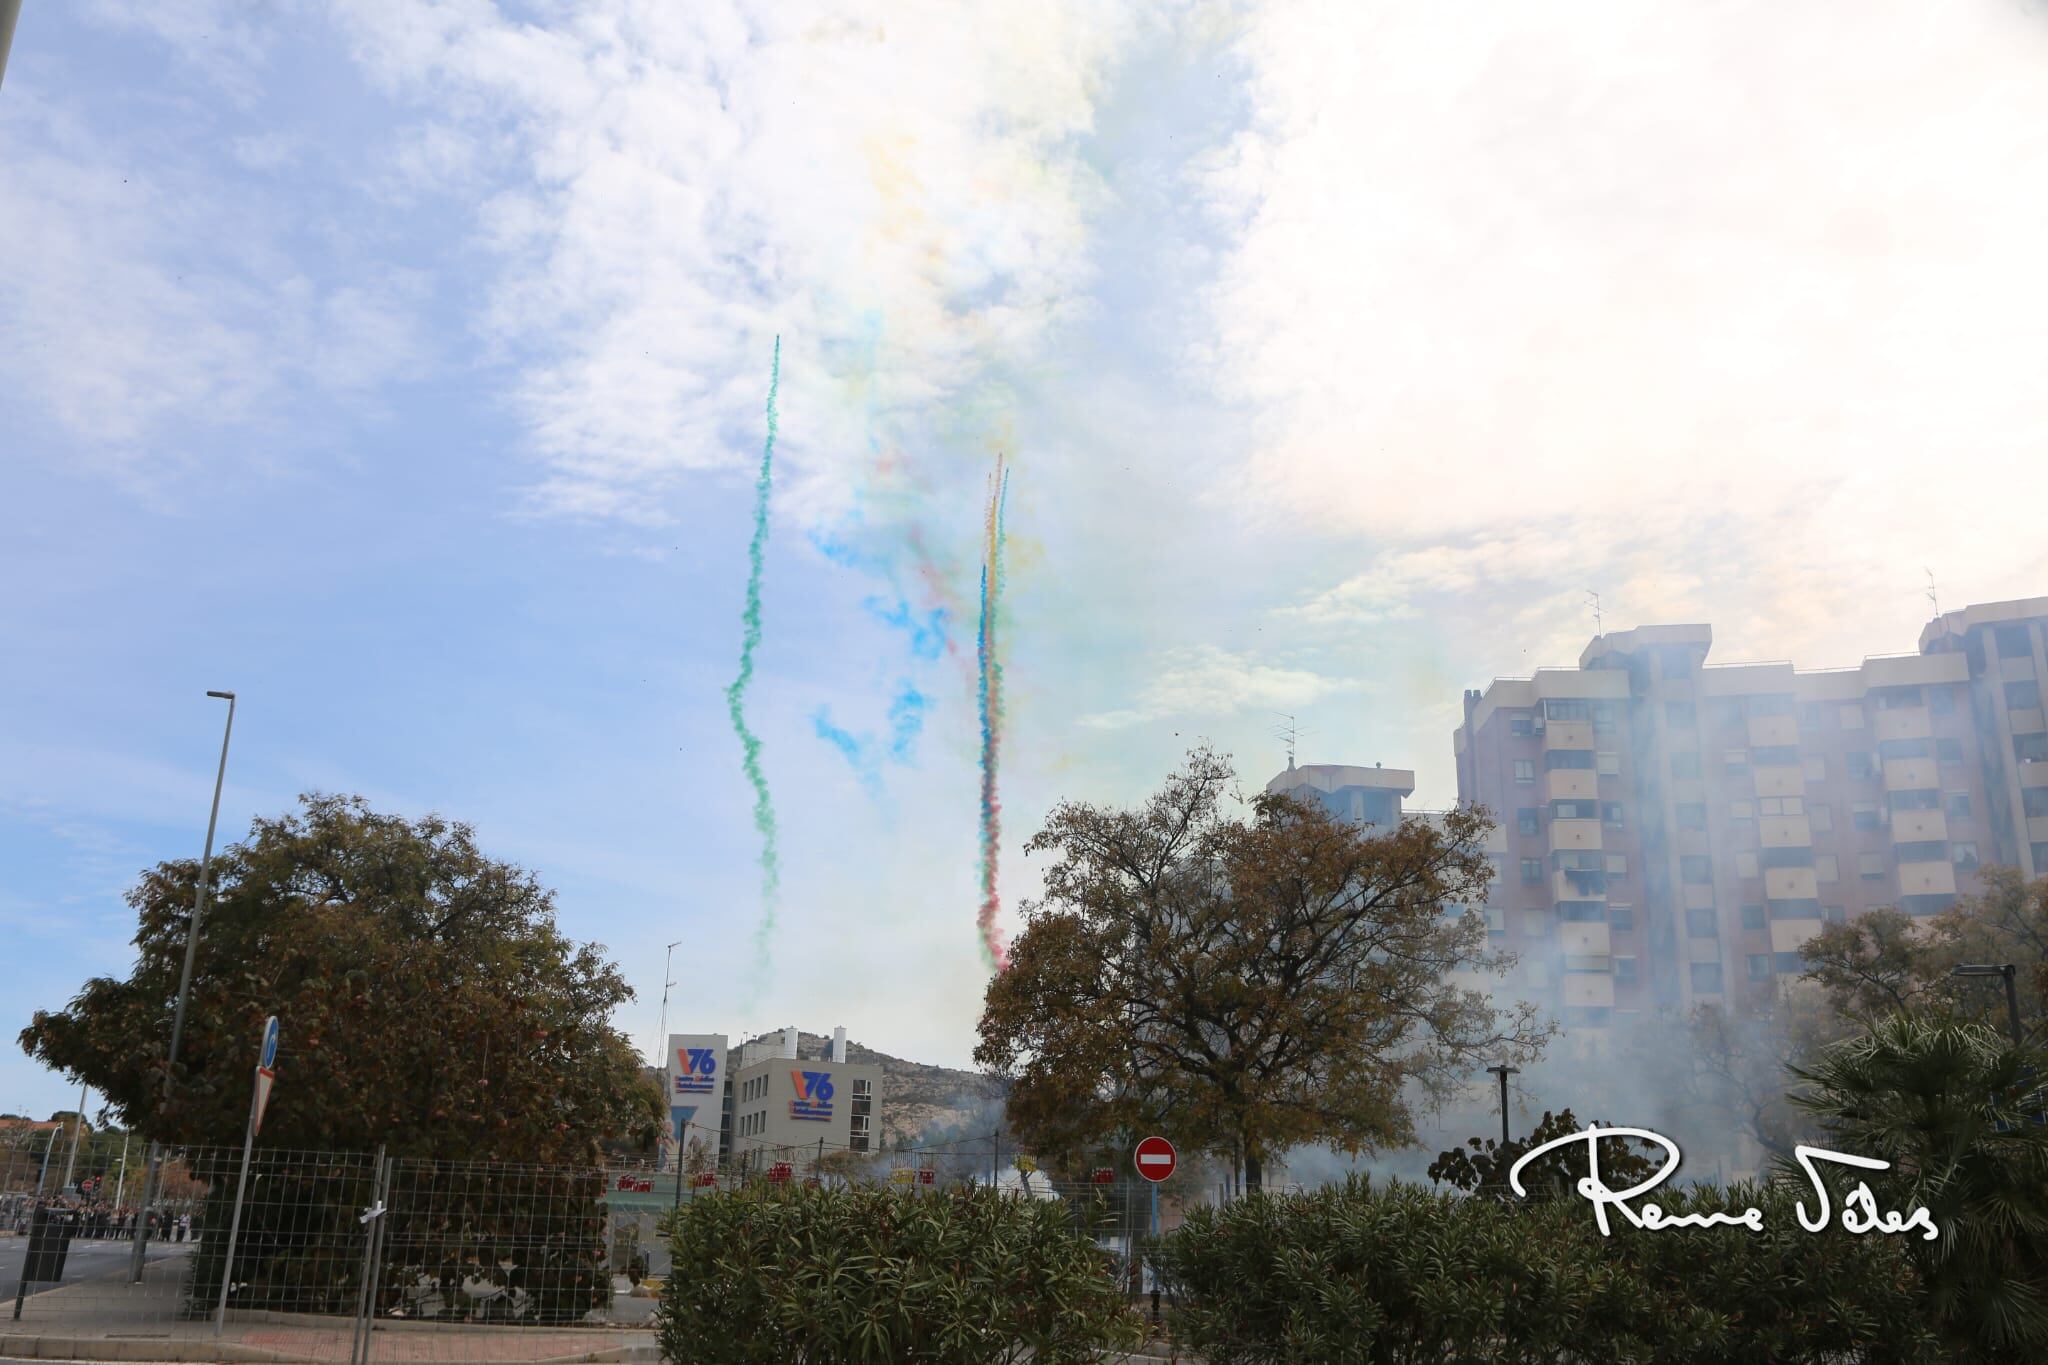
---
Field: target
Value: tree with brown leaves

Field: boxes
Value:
[975,749,1547,1191]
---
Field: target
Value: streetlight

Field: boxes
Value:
[0,1,23,91]
[1486,1065,1520,1148]
[1952,963,2025,1048]
[655,941,681,1178]
[132,690,236,1280]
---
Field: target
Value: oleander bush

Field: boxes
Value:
[1151,1175,1939,1364]
[658,1183,1145,1364]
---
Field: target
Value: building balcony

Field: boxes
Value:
[1764,867,1819,902]
[2030,815,2048,844]
[2012,708,2046,735]
[1758,816,1813,848]
[1560,921,1611,957]
[2003,655,2039,682]
[1747,714,1799,748]
[1891,809,1948,843]
[1874,708,1932,743]
[1546,769,1597,801]
[1753,765,1803,798]
[1544,720,1595,751]
[1553,868,1608,901]
[1562,972,1616,1008]
[1900,861,1958,897]
[1769,917,1823,954]
[1548,819,1603,853]
[1883,758,1939,793]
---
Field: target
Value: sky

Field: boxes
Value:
[5,0,2048,1121]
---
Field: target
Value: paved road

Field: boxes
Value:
[0,1234,191,1305]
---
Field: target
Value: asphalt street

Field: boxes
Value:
[0,1234,190,1306]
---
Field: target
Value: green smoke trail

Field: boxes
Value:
[727,337,782,979]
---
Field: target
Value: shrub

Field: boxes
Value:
[1152,1175,1938,1364]
[657,1183,1144,1364]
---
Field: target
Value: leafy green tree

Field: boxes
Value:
[20,793,660,1158]
[976,749,1546,1192]
[19,795,661,1323]
[1789,1014,2048,1361]
[1801,871,2048,1034]
[1427,1108,1659,1201]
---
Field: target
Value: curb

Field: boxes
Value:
[0,1337,660,1365]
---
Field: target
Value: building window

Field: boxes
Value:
[1809,803,1832,832]
[1546,699,1589,721]
[1846,752,1875,780]
[1553,800,1596,820]
[1761,846,1814,870]
[1691,963,1724,995]
[1724,748,1751,773]
[1800,702,1822,731]
[1937,738,1964,764]
[1930,686,1956,715]
[1852,802,1881,831]
[1605,853,1628,877]
[1825,905,1848,925]
[1681,855,1713,884]
[1592,702,1617,733]
[853,1078,872,1097]
[1740,903,1767,930]
[1877,739,1929,761]
[1686,906,1719,937]
[1952,842,1979,871]
[1996,624,2034,657]
[1945,791,1973,821]
[1560,901,1605,922]
[1754,746,1799,767]
[1896,840,1947,864]
[2023,789,2048,819]
[1596,750,1620,776]
[1613,956,1638,984]
[1816,854,1839,883]
[1514,759,1535,785]
[1748,954,1772,983]
[2008,680,2044,711]
[1521,858,1544,885]
[1677,803,1707,831]
[1545,750,1596,771]
[1804,755,1828,783]
[1518,808,1540,836]
[1858,852,1887,881]
[1603,801,1626,828]
[1735,851,1760,879]
[1671,751,1701,779]
[1773,951,1802,974]
[2034,842,2048,871]
[1667,701,1698,729]
[2018,733,2048,763]
[1609,905,1635,931]
[1510,714,1535,738]
[1840,704,1866,730]
[1729,799,1755,821]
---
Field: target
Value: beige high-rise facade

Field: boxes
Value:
[1453,597,2048,1027]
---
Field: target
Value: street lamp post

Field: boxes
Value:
[132,690,236,1281]
[0,0,23,91]
[1486,1065,1520,1148]
[655,942,680,1174]
[1952,963,2025,1048]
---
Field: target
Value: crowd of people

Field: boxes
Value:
[3,1195,198,1242]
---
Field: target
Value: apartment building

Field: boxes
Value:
[1266,762,1416,827]
[719,1027,883,1167]
[1453,599,2048,1027]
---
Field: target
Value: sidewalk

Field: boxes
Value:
[0,1255,657,1364]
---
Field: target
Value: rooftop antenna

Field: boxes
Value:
[1271,712,1307,771]
[1925,568,1940,620]
[1586,590,1603,639]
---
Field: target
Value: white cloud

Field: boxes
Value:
[1078,644,1349,729]
[326,0,1150,521]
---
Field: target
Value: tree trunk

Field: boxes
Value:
[1244,1151,1263,1194]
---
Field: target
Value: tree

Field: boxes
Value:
[19,795,662,1323]
[20,793,660,1159]
[975,749,1546,1192]
[1790,1014,2048,1361]
[1801,871,2048,1035]
[1428,1107,1660,1201]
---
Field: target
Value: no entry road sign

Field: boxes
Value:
[1134,1135,1177,1183]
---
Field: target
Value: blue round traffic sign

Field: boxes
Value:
[260,1015,279,1070]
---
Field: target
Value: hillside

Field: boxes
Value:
[789,1031,1004,1148]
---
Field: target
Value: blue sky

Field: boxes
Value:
[6,0,2048,1119]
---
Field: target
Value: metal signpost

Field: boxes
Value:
[214,1015,279,1334]
[1134,1136,1176,1311]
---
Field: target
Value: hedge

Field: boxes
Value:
[657,1183,1145,1363]
[1150,1176,1940,1364]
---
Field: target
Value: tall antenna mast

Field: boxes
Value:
[1925,568,1940,619]
[1272,712,1300,771]
[1586,590,1603,638]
